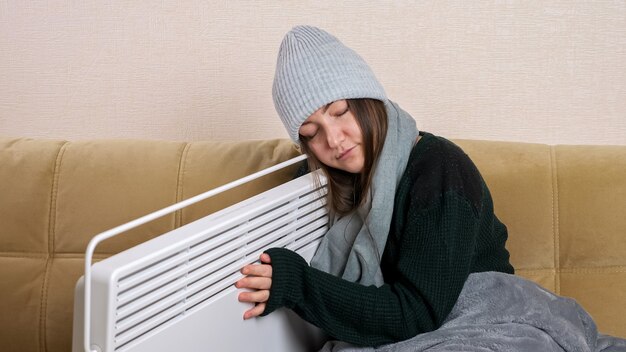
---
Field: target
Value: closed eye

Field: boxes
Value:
[299,124,319,141]
[335,108,349,117]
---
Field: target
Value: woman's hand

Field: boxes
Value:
[235,253,272,320]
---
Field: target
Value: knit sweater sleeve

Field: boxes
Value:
[261,194,479,346]
[259,135,491,346]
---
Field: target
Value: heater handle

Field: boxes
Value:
[83,154,307,352]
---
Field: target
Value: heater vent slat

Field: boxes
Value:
[114,300,185,349]
[247,201,291,228]
[116,245,246,323]
[185,272,240,313]
[189,223,241,251]
[187,248,246,288]
[296,208,328,230]
[116,275,187,320]
[117,250,187,292]
[298,195,326,211]
[294,217,329,242]
[187,237,246,275]
[246,211,296,243]
[288,226,328,253]
[115,289,187,333]
[187,226,244,260]
[185,261,245,308]
[244,221,298,258]
[117,266,188,307]
[106,174,329,351]
[118,239,244,320]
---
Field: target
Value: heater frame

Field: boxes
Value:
[72,155,329,352]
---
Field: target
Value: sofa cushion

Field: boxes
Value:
[1,136,624,351]
[53,140,187,255]
[0,257,46,351]
[556,145,626,337]
[0,137,299,352]
[0,138,66,253]
[455,140,557,290]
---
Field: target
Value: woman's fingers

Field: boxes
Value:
[237,253,273,320]
[240,263,272,277]
[260,252,272,264]
[243,302,266,320]
[235,276,271,290]
[238,289,270,304]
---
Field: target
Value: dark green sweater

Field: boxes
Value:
[261,132,514,346]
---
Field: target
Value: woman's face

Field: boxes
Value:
[299,100,364,173]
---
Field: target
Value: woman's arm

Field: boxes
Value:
[243,192,481,347]
[237,135,511,346]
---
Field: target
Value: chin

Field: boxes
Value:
[344,164,364,174]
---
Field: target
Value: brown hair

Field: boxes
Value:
[300,98,388,216]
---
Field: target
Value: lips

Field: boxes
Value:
[337,146,356,160]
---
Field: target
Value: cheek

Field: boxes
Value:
[345,115,363,140]
[308,143,332,163]
[309,144,325,158]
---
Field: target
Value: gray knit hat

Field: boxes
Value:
[273,25,387,142]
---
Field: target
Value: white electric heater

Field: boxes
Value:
[72,156,329,352]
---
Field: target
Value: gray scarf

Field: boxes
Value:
[310,100,419,287]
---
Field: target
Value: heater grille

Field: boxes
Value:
[106,180,329,351]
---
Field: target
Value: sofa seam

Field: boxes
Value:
[559,267,626,274]
[0,253,108,259]
[175,142,191,228]
[549,145,561,295]
[2,254,619,270]
[0,253,48,258]
[515,266,626,273]
[40,141,68,352]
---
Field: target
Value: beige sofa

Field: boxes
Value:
[1,136,625,351]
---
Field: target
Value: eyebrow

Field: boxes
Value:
[302,102,337,126]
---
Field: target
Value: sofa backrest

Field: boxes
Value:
[455,139,626,338]
[0,138,301,352]
[1,137,625,351]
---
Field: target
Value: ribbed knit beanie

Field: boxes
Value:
[273,25,387,142]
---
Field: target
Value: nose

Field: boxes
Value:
[326,125,344,148]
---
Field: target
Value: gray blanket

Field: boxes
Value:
[320,272,626,352]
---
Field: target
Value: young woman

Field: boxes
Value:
[235,25,514,347]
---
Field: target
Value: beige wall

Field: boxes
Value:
[1,1,625,145]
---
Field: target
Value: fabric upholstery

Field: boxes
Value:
[0,136,623,351]
[455,140,626,337]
